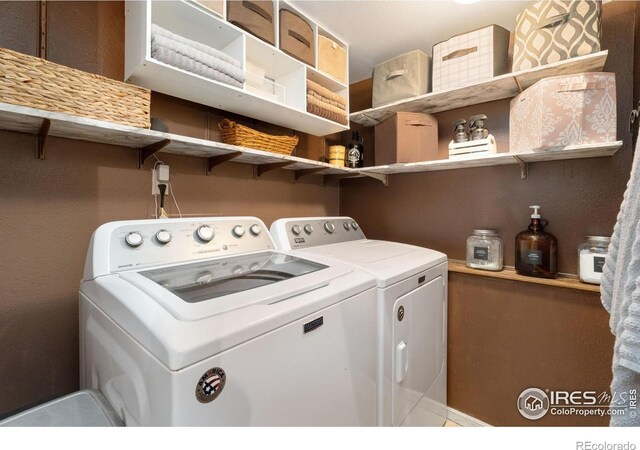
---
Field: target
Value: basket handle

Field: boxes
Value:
[218,119,236,130]
[243,1,273,23]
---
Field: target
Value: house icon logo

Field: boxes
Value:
[517,388,550,420]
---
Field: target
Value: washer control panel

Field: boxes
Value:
[105,217,274,273]
[271,217,366,250]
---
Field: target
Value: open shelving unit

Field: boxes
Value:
[349,51,609,127]
[124,0,349,137]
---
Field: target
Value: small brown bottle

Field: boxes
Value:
[515,205,558,279]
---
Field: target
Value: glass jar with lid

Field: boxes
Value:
[578,236,610,285]
[466,229,503,271]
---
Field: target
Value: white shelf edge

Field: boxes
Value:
[0,102,357,176]
[349,50,609,127]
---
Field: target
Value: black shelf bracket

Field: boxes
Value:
[36,118,51,160]
[294,168,326,181]
[254,162,295,178]
[137,139,171,169]
[205,151,242,175]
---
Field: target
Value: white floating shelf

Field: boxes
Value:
[349,51,609,127]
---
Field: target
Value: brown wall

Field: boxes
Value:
[340,2,634,425]
[0,1,338,417]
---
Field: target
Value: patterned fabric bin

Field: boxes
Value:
[510,72,616,152]
[513,0,602,72]
[432,25,510,92]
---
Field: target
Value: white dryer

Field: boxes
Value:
[271,216,448,427]
[79,216,378,426]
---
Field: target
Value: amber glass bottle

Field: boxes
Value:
[515,205,558,279]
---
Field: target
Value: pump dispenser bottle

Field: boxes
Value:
[515,205,558,279]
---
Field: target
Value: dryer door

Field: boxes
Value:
[391,276,445,426]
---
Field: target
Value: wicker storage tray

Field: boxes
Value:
[0,47,151,128]
[218,119,298,155]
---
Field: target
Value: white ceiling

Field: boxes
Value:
[290,0,537,83]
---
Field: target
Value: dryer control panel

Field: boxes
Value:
[85,217,275,278]
[270,217,366,251]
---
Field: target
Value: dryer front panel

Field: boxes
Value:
[391,276,445,426]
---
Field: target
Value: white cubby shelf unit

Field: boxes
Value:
[125,0,349,137]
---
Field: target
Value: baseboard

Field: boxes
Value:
[446,407,492,427]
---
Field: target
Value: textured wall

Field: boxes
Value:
[0,1,338,417]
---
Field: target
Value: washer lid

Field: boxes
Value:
[296,240,447,287]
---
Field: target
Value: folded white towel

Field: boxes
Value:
[151,45,243,88]
[151,24,241,68]
[601,136,640,426]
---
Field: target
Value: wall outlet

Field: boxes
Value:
[152,164,170,195]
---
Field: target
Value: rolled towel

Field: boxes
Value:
[152,45,243,88]
[151,33,245,84]
[307,79,346,107]
[307,101,348,125]
[151,24,241,68]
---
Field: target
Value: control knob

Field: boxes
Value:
[291,225,302,236]
[249,224,262,236]
[304,224,314,235]
[351,222,359,230]
[232,225,246,238]
[155,229,172,245]
[196,224,215,242]
[324,222,336,234]
[343,222,351,231]
[125,232,144,248]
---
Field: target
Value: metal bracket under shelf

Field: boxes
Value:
[294,168,326,182]
[205,151,242,175]
[36,118,51,160]
[254,161,295,179]
[360,172,389,186]
[514,156,528,180]
[137,139,171,169]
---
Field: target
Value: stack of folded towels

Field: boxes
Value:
[151,24,245,88]
[306,79,348,125]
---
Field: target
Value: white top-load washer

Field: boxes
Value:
[271,217,448,427]
[79,217,378,426]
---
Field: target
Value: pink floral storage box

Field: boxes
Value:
[510,72,616,152]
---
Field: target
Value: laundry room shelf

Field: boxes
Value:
[0,102,355,176]
[448,261,601,293]
[349,51,608,127]
[358,141,623,177]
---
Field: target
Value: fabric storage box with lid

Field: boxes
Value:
[432,25,510,92]
[372,50,430,108]
[227,0,275,45]
[279,9,315,66]
[512,0,602,72]
[0,47,150,128]
[510,72,616,152]
[374,112,438,165]
[318,35,347,83]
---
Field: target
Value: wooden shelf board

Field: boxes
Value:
[349,51,608,127]
[448,260,601,293]
[0,103,355,175]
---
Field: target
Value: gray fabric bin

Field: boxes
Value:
[372,50,430,108]
[0,390,123,427]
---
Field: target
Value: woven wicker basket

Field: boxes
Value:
[0,47,151,128]
[218,119,298,155]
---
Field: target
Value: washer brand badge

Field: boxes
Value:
[294,237,306,244]
[518,387,550,420]
[196,367,226,403]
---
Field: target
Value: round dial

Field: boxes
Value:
[291,225,302,236]
[304,224,314,235]
[249,224,262,236]
[125,231,144,248]
[324,222,336,234]
[155,229,172,244]
[196,224,215,242]
[232,225,246,238]
[351,221,359,230]
[343,222,351,231]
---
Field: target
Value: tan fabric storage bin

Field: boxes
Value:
[372,50,430,108]
[513,0,602,72]
[374,112,438,165]
[194,0,224,17]
[227,0,275,45]
[318,35,347,83]
[510,72,616,152]
[432,25,510,92]
[279,10,315,66]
